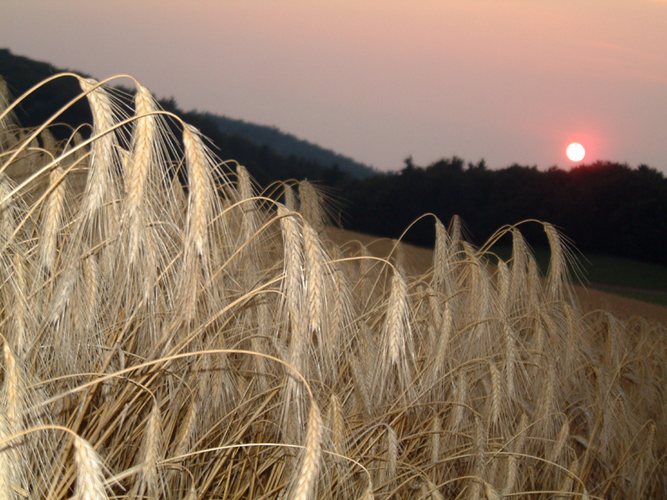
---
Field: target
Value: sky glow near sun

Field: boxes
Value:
[2,0,667,172]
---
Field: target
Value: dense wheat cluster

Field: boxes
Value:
[0,74,665,499]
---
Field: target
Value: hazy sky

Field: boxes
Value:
[3,0,667,171]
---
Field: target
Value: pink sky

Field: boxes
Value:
[3,0,667,171]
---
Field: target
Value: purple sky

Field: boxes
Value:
[3,0,667,172]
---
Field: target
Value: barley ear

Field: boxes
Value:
[544,223,569,302]
[40,166,66,273]
[284,183,298,211]
[78,78,117,218]
[134,401,163,498]
[328,394,345,456]
[181,124,213,321]
[73,435,108,500]
[292,400,323,500]
[385,425,398,486]
[358,484,375,500]
[449,214,462,247]
[432,218,451,290]
[2,343,21,429]
[503,324,516,401]
[278,205,304,333]
[124,84,157,264]
[304,222,324,333]
[183,124,212,259]
[385,269,410,367]
[550,418,570,464]
[298,180,325,233]
[430,414,441,466]
[484,481,501,500]
[0,413,21,500]
[489,361,502,427]
[236,164,256,241]
[1,343,25,497]
[0,76,16,131]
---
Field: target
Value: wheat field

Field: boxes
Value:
[0,74,665,499]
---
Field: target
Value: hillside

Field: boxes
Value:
[0,48,364,185]
[207,113,375,178]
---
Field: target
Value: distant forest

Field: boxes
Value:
[2,49,666,265]
[340,157,667,265]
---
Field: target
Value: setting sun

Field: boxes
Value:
[566,142,586,162]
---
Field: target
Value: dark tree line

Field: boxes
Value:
[338,157,667,265]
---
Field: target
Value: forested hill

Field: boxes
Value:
[0,48,363,185]
[206,114,375,178]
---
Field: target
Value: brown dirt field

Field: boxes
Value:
[326,226,667,324]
